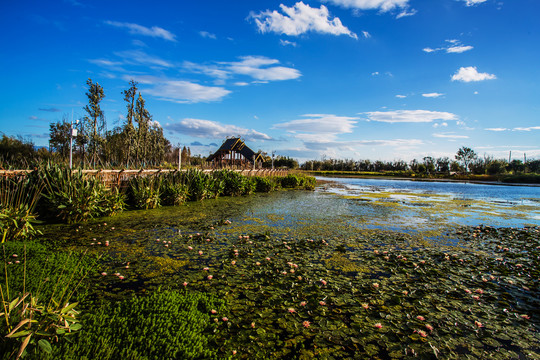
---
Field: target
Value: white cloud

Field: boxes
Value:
[250,2,358,39]
[395,94,407,98]
[199,31,217,39]
[485,128,509,132]
[125,75,231,103]
[433,133,469,139]
[464,0,487,6]
[371,71,379,76]
[234,82,250,86]
[302,138,423,151]
[224,56,301,81]
[451,66,496,82]
[164,118,272,141]
[364,110,458,123]
[280,39,297,46]
[433,122,448,128]
[323,0,409,12]
[423,39,473,54]
[104,21,176,41]
[422,92,444,98]
[114,50,173,68]
[362,31,371,38]
[513,126,540,131]
[274,114,358,134]
[447,45,474,53]
[184,56,301,82]
[396,8,417,18]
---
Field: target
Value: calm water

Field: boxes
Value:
[229,177,540,237]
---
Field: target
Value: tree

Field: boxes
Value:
[49,116,71,160]
[436,157,450,174]
[455,147,477,173]
[134,93,150,166]
[122,80,138,166]
[83,78,106,168]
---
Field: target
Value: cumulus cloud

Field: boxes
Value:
[104,21,176,41]
[250,2,357,39]
[422,93,444,98]
[164,118,272,141]
[451,66,496,82]
[125,75,231,103]
[274,114,358,134]
[364,110,458,123]
[323,0,409,12]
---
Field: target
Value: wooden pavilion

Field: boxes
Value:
[207,137,264,168]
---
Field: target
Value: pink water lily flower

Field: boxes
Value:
[303,320,310,328]
[416,315,425,321]
[374,323,383,329]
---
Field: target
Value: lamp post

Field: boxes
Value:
[69,119,79,169]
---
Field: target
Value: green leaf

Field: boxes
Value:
[61,302,79,314]
[6,330,32,338]
[70,323,83,331]
[38,339,53,354]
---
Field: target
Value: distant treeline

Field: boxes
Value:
[301,147,540,177]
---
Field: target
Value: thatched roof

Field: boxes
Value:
[207,138,263,163]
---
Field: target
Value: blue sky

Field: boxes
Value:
[1,0,539,162]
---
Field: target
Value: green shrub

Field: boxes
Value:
[281,174,300,188]
[183,169,211,201]
[50,290,226,360]
[254,177,273,193]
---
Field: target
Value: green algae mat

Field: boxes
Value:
[32,189,540,359]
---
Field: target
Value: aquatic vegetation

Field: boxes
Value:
[50,290,226,360]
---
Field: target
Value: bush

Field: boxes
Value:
[281,174,300,188]
[161,173,189,206]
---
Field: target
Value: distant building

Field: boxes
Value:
[207,137,264,168]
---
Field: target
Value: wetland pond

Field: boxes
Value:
[41,177,540,359]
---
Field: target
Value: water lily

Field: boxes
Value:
[319,301,326,306]
[373,283,380,289]
[288,308,295,313]
[521,314,530,320]
[374,323,383,329]
[416,315,425,321]
[475,321,483,328]
[425,324,434,331]
[118,275,125,280]
[203,267,210,271]
[101,272,107,276]
[303,320,310,328]
[251,322,255,328]
[300,301,307,306]
[211,309,217,314]
[320,279,327,286]
[362,303,369,310]
[222,317,228,322]
[199,250,204,255]
[188,246,193,250]
[207,275,213,280]
[183,282,188,286]
[417,330,427,337]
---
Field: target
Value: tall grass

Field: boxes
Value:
[0,177,43,242]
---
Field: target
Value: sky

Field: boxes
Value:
[1,0,539,163]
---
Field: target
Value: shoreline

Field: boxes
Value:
[308,172,540,188]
